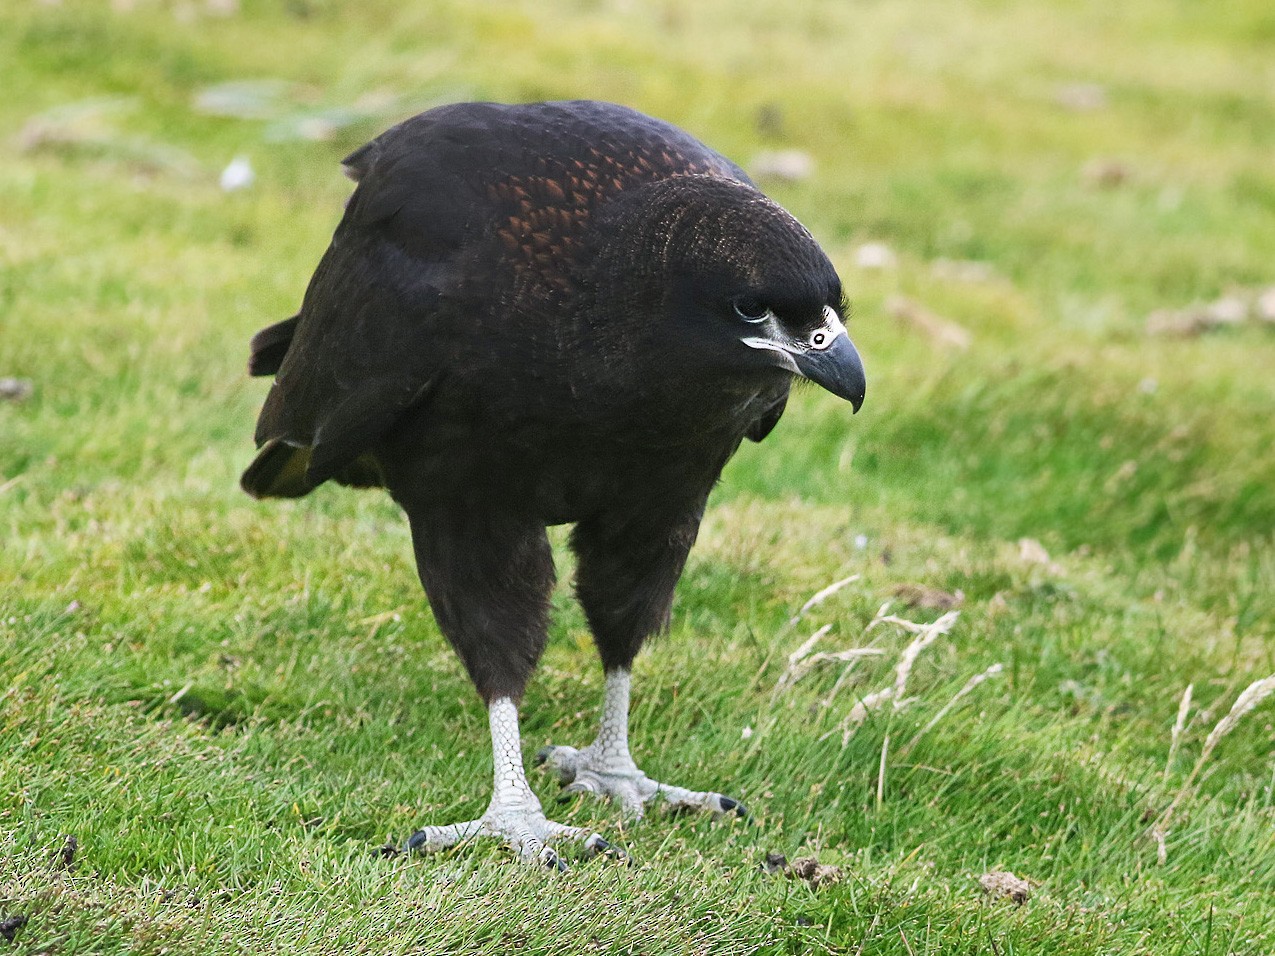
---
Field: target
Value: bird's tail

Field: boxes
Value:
[241,440,315,498]
[242,440,387,499]
[247,315,299,377]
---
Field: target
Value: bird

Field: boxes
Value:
[242,99,865,869]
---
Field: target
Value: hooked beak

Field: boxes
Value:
[792,333,866,412]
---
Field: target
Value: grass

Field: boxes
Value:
[2,0,1274,952]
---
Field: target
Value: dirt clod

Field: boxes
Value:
[1082,158,1132,188]
[54,834,77,870]
[0,915,28,942]
[979,870,1032,905]
[892,583,964,611]
[763,852,843,887]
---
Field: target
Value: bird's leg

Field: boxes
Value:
[406,697,616,869]
[536,669,748,820]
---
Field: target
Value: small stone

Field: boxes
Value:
[1146,294,1250,337]
[1055,82,1107,112]
[1205,295,1247,325]
[1145,309,1207,337]
[294,116,340,142]
[1082,158,1131,188]
[220,156,254,192]
[0,378,34,402]
[751,149,815,183]
[1256,287,1275,324]
[930,258,995,284]
[979,870,1032,905]
[1017,538,1059,573]
[1018,538,1048,564]
[854,242,897,270]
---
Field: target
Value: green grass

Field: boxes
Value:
[2,0,1274,952]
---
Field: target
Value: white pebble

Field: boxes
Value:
[854,242,897,270]
[219,155,255,192]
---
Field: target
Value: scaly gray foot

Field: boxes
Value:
[535,743,748,821]
[404,790,618,870]
[403,699,622,870]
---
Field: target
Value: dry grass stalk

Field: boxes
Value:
[1164,682,1193,779]
[876,733,890,809]
[835,687,897,742]
[788,625,831,668]
[1198,675,1275,757]
[771,624,884,703]
[834,610,961,745]
[1154,674,1275,833]
[898,663,1004,758]
[782,573,861,633]
[891,610,959,701]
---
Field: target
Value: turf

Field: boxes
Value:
[2,0,1273,952]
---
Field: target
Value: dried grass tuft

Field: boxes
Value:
[831,609,960,746]
[1153,674,1275,836]
[1164,682,1193,779]
[781,574,861,634]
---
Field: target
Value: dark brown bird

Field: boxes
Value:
[243,100,865,868]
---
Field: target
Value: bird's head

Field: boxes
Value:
[591,175,865,412]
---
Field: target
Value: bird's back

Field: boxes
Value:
[247,103,751,482]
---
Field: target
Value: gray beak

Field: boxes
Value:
[792,333,866,412]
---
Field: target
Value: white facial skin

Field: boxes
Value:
[741,304,847,373]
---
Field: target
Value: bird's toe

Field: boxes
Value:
[583,833,629,862]
[659,786,751,821]
[536,745,582,784]
[537,845,569,872]
[712,794,751,820]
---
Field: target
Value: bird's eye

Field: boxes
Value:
[811,331,827,348]
[732,297,770,323]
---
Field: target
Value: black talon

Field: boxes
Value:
[405,830,429,853]
[543,850,569,873]
[534,746,554,766]
[377,841,401,858]
[588,836,628,862]
[718,796,751,820]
